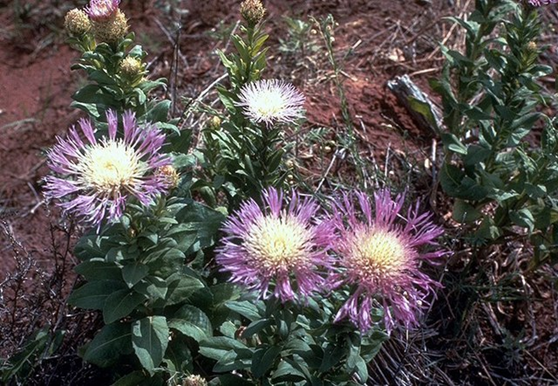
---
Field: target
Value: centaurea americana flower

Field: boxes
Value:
[44,110,170,227]
[236,80,305,126]
[84,0,120,22]
[216,188,334,302]
[331,190,445,333]
[528,0,558,6]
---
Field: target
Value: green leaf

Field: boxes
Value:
[111,371,148,386]
[242,319,272,338]
[134,276,168,300]
[272,358,307,382]
[510,208,536,232]
[319,344,345,373]
[199,336,248,361]
[103,289,146,324]
[225,300,261,322]
[441,133,467,155]
[147,100,171,122]
[215,374,254,386]
[122,262,149,288]
[168,305,212,342]
[165,273,206,305]
[164,336,193,374]
[251,346,281,379]
[73,84,101,103]
[70,101,100,119]
[74,260,122,281]
[68,280,127,310]
[132,316,170,375]
[90,70,115,85]
[83,323,132,368]
[452,199,482,223]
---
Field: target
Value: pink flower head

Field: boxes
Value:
[84,0,120,21]
[331,190,445,334]
[528,0,558,6]
[44,110,170,227]
[216,188,334,303]
[236,79,305,126]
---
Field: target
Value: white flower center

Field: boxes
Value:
[347,229,407,282]
[79,140,143,194]
[244,215,310,273]
[250,89,286,119]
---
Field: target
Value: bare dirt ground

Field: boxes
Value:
[1,0,557,384]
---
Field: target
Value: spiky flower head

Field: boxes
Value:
[156,165,180,189]
[183,374,207,386]
[92,9,128,45]
[240,0,266,26]
[236,79,305,126]
[85,0,120,22]
[64,9,91,36]
[216,188,334,303]
[331,190,445,334]
[44,110,170,227]
[528,0,558,5]
[119,56,145,83]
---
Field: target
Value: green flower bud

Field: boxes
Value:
[92,9,128,45]
[183,375,207,386]
[64,9,91,36]
[240,0,265,26]
[120,56,144,79]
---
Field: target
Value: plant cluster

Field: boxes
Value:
[2,0,558,385]
[425,0,558,268]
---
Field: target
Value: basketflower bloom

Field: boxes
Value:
[44,111,170,227]
[528,0,558,6]
[236,80,305,126]
[331,190,445,334]
[85,0,120,22]
[216,188,334,302]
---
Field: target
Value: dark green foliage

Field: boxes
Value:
[429,0,558,265]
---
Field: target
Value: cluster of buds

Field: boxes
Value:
[64,0,128,45]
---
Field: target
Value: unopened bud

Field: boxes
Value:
[64,9,91,36]
[120,56,144,79]
[240,0,265,26]
[527,41,537,52]
[209,116,221,129]
[92,9,128,45]
[157,165,180,189]
[183,374,208,386]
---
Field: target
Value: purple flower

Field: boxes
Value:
[216,188,334,302]
[84,0,120,22]
[44,110,170,227]
[528,0,558,6]
[331,190,445,334]
[236,80,305,126]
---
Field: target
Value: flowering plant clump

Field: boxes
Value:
[44,110,170,226]
[330,190,445,333]
[216,188,333,302]
[236,79,306,126]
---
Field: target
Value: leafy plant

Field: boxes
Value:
[430,0,558,266]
